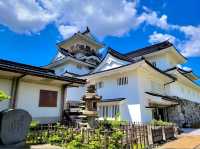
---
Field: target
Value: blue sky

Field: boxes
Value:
[0,0,200,83]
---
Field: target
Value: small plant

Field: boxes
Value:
[30,120,39,129]
[150,119,174,126]
[0,90,10,101]
[65,134,87,149]
[48,134,62,145]
[108,131,124,149]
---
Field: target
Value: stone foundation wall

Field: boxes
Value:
[167,99,200,127]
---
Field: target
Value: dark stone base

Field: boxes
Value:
[0,141,29,149]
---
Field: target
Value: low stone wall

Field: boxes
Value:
[167,98,200,127]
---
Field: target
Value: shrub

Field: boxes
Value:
[0,90,10,101]
[30,120,39,129]
[108,131,124,149]
[150,119,174,126]
[48,134,62,145]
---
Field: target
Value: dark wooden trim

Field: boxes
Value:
[125,41,187,61]
[60,85,67,122]
[0,58,86,84]
[10,75,25,108]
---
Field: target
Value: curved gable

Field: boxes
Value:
[92,53,130,73]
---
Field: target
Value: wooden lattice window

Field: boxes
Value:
[39,90,58,107]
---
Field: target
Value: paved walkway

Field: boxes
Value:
[30,144,62,149]
[160,128,200,149]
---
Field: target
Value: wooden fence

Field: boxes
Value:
[26,123,177,149]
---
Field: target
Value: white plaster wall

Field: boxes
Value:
[0,78,12,96]
[136,71,152,122]
[136,69,169,122]
[16,81,61,123]
[66,86,86,101]
[89,71,142,122]
[146,53,176,70]
[168,81,200,103]
[120,102,132,121]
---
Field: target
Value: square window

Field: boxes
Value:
[39,90,57,107]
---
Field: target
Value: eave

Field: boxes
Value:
[167,68,200,90]
[57,33,104,49]
[80,59,175,82]
[177,68,199,81]
[45,55,96,69]
[0,59,86,86]
[125,41,187,64]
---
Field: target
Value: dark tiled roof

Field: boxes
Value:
[101,98,126,102]
[0,59,86,84]
[177,67,192,74]
[82,26,90,35]
[164,67,177,72]
[145,92,179,103]
[108,47,134,62]
[125,41,173,59]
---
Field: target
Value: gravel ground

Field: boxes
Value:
[159,128,200,149]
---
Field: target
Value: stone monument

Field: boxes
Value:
[0,109,32,148]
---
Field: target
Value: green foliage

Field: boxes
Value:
[99,117,128,129]
[133,144,145,149]
[150,119,174,126]
[0,90,10,101]
[108,131,124,149]
[27,120,136,148]
[65,134,87,149]
[87,140,102,149]
[48,134,62,145]
[30,120,39,129]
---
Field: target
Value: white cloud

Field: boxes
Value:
[58,25,79,39]
[138,8,169,30]
[0,0,55,34]
[148,31,176,44]
[42,0,140,38]
[148,26,200,57]
[0,0,141,37]
[0,0,171,39]
[0,0,199,57]
[175,25,200,57]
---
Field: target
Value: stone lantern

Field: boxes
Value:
[80,84,101,128]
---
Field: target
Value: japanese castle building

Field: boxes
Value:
[46,27,200,127]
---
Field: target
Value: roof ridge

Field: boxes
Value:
[0,59,54,74]
[125,41,173,59]
[107,47,134,62]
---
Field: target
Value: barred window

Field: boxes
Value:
[117,77,128,86]
[100,105,120,118]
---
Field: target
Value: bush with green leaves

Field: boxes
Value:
[150,119,174,126]
[48,134,63,145]
[108,131,124,149]
[30,120,39,129]
[0,90,10,101]
[65,134,87,149]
